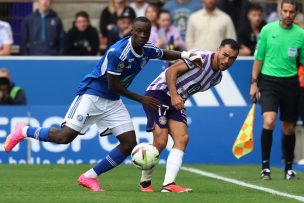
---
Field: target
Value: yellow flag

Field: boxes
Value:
[232,103,256,159]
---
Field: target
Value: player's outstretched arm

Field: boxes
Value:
[165,60,189,110]
[107,73,160,109]
[161,50,203,68]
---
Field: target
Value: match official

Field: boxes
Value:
[250,0,304,180]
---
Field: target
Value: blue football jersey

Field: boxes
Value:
[76,36,163,100]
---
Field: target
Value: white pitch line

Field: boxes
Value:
[181,166,304,202]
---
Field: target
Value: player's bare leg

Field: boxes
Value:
[79,130,137,192]
[140,124,168,192]
[161,119,192,193]
[4,123,79,152]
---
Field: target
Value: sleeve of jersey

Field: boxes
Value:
[106,51,124,75]
[254,26,267,61]
[183,50,206,70]
[145,43,163,59]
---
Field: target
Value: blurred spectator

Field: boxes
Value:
[294,10,304,28]
[99,0,136,40]
[107,10,132,48]
[150,9,186,51]
[0,68,26,105]
[130,0,149,17]
[0,20,13,56]
[64,11,99,56]
[145,4,160,27]
[218,0,252,34]
[238,4,266,56]
[150,9,186,69]
[0,77,15,105]
[186,0,236,51]
[21,0,64,55]
[163,0,203,40]
[267,0,281,23]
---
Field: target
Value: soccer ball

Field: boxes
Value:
[131,143,159,170]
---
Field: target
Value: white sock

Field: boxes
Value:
[163,148,184,186]
[140,169,153,183]
[22,126,29,137]
[84,168,98,178]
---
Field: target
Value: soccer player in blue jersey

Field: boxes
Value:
[3,17,202,192]
[139,39,239,192]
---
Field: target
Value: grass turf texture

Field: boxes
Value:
[0,164,303,203]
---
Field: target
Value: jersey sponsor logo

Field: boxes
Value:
[186,71,246,107]
[186,83,202,95]
[210,79,217,86]
[118,62,125,72]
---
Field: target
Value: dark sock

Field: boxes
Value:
[261,128,273,169]
[283,133,295,171]
[140,180,151,188]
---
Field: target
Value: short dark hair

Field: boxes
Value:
[248,3,263,13]
[75,11,90,20]
[132,16,151,26]
[0,77,10,86]
[157,9,171,19]
[281,0,299,11]
[220,39,240,51]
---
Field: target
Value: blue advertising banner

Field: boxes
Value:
[0,57,283,165]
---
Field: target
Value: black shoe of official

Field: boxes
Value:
[284,170,299,180]
[260,168,271,180]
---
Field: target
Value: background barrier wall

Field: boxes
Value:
[0,57,285,165]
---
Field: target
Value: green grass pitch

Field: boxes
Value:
[0,164,303,203]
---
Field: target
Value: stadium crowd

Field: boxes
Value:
[0,0,303,57]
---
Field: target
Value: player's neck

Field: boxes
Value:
[279,20,293,29]
[131,38,143,55]
[211,53,219,72]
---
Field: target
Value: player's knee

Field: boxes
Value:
[263,118,276,129]
[179,133,189,146]
[154,139,167,152]
[282,125,295,135]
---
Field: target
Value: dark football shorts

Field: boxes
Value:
[143,90,188,132]
[259,74,299,122]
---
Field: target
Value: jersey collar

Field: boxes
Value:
[129,37,143,58]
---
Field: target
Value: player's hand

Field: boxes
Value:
[250,82,260,100]
[189,53,203,68]
[140,96,160,109]
[171,94,184,110]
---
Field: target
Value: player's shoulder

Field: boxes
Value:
[292,23,304,34]
[144,41,159,49]
[143,42,162,53]
[263,21,277,30]
[110,36,132,60]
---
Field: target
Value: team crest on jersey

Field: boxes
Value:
[159,116,167,125]
[210,79,217,86]
[77,115,84,122]
[118,62,125,71]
